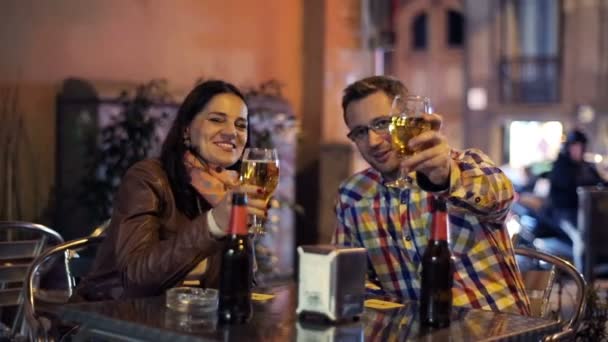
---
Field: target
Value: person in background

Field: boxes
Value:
[75,80,267,301]
[548,129,607,227]
[333,76,530,315]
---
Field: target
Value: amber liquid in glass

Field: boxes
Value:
[389,116,432,157]
[239,160,280,205]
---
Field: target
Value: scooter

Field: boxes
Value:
[510,193,574,261]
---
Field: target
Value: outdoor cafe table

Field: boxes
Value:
[58,282,560,341]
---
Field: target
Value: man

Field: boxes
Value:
[333,76,530,315]
[548,129,607,227]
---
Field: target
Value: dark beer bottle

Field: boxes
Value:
[218,192,253,324]
[420,197,454,328]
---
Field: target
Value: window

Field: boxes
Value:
[500,0,561,103]
[446,10,464,47]
[412,13,428,50]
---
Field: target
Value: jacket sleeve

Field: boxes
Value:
[584,162,608,186]
[113,162,223,295]
[432,149,515,227]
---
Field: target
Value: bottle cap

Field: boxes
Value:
[232,192,247,206]
[432,197,447,211]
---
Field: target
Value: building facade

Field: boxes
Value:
[464,0,608,164]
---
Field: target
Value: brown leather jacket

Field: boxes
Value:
[75,159,225,301]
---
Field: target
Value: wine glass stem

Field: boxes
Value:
[398,158,411,185]
[251,215,263,234]
[249,216,264,288]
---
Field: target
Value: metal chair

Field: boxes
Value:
[89,219,110,238]
[520,265,557,319]
[514,247,587,341]
[0,221,63,338]
[23,236,104,342]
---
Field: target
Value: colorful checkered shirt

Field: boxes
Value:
[334,149,531,315]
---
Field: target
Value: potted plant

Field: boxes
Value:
[80,80,172,225]
[576,286,608,341]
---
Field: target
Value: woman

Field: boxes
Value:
[75,80,267,301]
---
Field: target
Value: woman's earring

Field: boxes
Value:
[184,133,192,148]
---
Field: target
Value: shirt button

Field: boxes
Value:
[400,190,409,204]
[405,235,412,241]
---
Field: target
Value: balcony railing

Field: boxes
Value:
[499,56,561,104]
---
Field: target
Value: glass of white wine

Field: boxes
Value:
[239,148,280,236]
[385,95,433,188]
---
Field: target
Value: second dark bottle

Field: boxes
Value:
[420,197,454,328]
[218,192,253,324]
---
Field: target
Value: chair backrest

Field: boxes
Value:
[89,219,110,238]
[514,247,587,341]
[0,221,63,245]
[520,268,557,318]
[577,186,608,282]
[0,221,63,337]
[0,222,63,263]
[23,236,104,341]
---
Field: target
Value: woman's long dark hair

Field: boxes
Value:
[160,80,248,218]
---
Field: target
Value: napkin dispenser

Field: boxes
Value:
[296,245,366,322]
[296,321,363,341]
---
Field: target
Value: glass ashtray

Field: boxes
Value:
[166,287,218,316]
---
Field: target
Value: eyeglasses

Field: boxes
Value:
[346,116,392,142]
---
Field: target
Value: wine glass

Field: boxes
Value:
[239,148,280,237]
[384,95,433,188]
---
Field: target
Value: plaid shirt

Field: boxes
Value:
[334,149,530,315]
